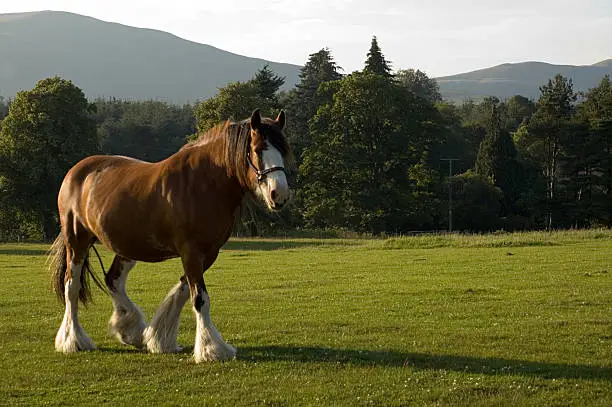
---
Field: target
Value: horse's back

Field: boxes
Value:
[58,155,177,260]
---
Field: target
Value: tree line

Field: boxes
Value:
[0,37,610,240]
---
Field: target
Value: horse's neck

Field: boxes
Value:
[180,137,245,204]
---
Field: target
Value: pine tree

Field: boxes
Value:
[250,64,285,103]
[474,98,521,216]
[285,48,343,162]
[363,36,392,77]
[525,74,576,229]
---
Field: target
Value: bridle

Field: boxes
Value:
[246,149,286,182]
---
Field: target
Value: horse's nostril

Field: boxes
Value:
[270,189,277,201]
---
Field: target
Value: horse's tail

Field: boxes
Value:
[48,234,68,304]
[48,234,107,306]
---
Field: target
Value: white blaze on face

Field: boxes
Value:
[259,144,290,210]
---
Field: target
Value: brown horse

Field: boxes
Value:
[48,110,292,362]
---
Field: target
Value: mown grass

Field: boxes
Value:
[0,230,610,406]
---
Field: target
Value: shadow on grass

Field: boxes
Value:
[96,346,146,354]
[239,346,611,380]
[0,248,48,256]
[221,240,355,251]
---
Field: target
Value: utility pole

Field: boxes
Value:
[441,158,459,232]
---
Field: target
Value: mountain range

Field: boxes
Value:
[0,11,301,103]
[437,59,612,101]
[0,11,610,104]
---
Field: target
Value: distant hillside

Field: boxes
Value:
[437,60,612,102]
[0,11,302,103]
[1,11,610,104]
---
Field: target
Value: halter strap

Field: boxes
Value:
[247,150,286,182]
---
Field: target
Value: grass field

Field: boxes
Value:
[0,230,610,406]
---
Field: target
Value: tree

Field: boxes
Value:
[524,74,576,229]
[474,97,521,215]
[505,95,535,131]
[284,48,343,163]
[395,69,441,103]
[450,171,503,231]
[363,36,392,78]
[571,75,612,226]
[300,72,442,232]
[94,99,195,162]
[195,66,284,133]
[250,64,285,107]
[0,77,99,239]
[0,96,8,124]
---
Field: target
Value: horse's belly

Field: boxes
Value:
[96,229,178,262]
[91,209,179,262]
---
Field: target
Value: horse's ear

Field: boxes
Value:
[250,109,261,130]
[275,110,286,130]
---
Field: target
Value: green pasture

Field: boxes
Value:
[0,230,610,406]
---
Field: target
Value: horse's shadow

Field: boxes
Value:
[237,345,611,381]
[95,344,610,380]
[221,240,354,251]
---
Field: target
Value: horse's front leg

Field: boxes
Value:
[143,276,190,353]
[183,249,236,363]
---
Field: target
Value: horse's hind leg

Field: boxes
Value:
[106,256,147,348]
[143,276,190,353]
[55,221,96,352]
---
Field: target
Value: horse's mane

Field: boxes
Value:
[182,118,293,187]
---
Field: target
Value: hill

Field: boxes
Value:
[1,11,610,104]
[436,60,612,102]
[0,11,302,103]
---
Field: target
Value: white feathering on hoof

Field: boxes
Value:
[108,260,146,348]
[109,306,147,348]
[193,291,236,363]
[55,261,96,352]
[144,280,190,353]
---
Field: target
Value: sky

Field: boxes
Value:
[1,0,611,77]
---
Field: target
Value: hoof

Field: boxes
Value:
[55,325,96,353]
[109,307,146,348]
[194,341,236,363]
[143,326,181,354]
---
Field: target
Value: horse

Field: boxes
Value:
[48,109,292,362]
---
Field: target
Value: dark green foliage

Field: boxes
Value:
[570,75,612,226]
[363,36,392,78]
[0,36,611,237]
[522,75,576,229]
[280,49,344,231]
[284,48,343,163]
[474,98,522,215]
[0,96,8,124]
[251,65,285,104]
[300,72,442,233]
[505,95,535,131]
[0,77,98,239]
[450,171,503,231]
[195,66,285,133]
[427,102,474,174]
[94,99,194,162]
[395,69,441,103]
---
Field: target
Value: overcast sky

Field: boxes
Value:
[1,0,611,77]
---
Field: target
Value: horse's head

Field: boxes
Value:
[247,109,292,211]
